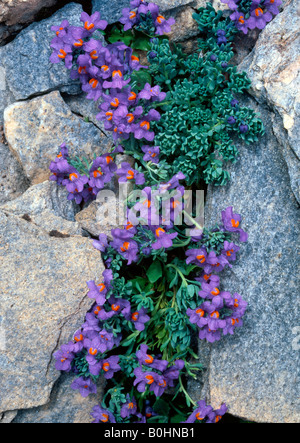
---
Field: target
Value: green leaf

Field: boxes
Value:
[146,260,163,284]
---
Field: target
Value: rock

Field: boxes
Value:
[0,411,18,423]
[75,198,123,238]
[0,209,104,413]
[0,0,58,27]
[63,93,114,140]
[0,2,83,111]
[13,373,105,423]
[0,139,30,204]
[166,6,199,42]
[4,91,111,184]
[1,181,83,237]
[197,96,300,423]
[239,0,300,203]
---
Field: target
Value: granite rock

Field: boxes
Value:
[0,138,30,204]
[197,97,300,423]
[239,0,300,203]
[1,181,83,236]
[0,209,104,413]
[13,373,105,423]
[4,91,110,184]
[0,2,83,111]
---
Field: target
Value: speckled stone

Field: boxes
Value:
[1,181,83,236]
[13,373,105,423]
[0,3,83,102]
[239,0,300,203]
[0,209,104,413]
[196,97,300,423]
[0,140,29,204]
[4,91,110,184]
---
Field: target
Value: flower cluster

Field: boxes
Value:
[49,143,119,204]
[185,401,228,423]
[120,0,175,35]
[48,0,258,424]
[49,6,174,174]
[222,0,282,34]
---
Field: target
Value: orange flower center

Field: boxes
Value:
[121,241,130,252]
[98,283,106,292]
[69,172,78,181]
[74,39,83,47]
[126,170,135,180]
[210,311,220,319]
[84,21,95,31]
[145,375,154,384]
[74,334,83,342]
[157,15,165,24]
[211,288,220,296]
[197,255,205,263]
[129,91,137,101]
[140,121,150,130]
[112,70,122,78]
[145,355,154,364]
[90,50,98,60]
[231,219,240,228]
[196,309,205,317]
[58,49,67,59]
[255,7,264,17]
[106,111,113,121]
[156,228,165,237]
[111,98,119,108]
[130,11,137,19]
[238,16,245,24]
[101,65,109,71]
[132,312,139,321]
[101,414,109,423]
[102,362,110,372]
[203,274,211,281]
[127,113,135,123]
[89,78,98,89]
[111,304,120,312]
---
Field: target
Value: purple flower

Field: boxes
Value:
[183,400,214,423]
[100,355,121,379]
[133,367,167,397]
[71,377,97,398]
[111,228,139,265]
[221,206,248,242]
[229,11,249,34]
[134,109,161,142]
[87,280,108,306]
[53,342,75,372]
[136,344,169,372]
[158,172,185,194]
[186,248,218,270]
[147,3,176,35]
[130,307,150,331]
[120,8,140,31]
[93,233,109,253]
[141,145,160,164]
[73,329,84,353]
[247,6,273,30]
[239,123,249,133]
[50,42,73,68]
[91,406,116,423]
[116,162,145,185]
[80,11,108,33]
[138,83,166,103]
[264,0,282,16]
[151,227,178,250]
[227,116,236,125]
[62,169,89,193]
[209,403,228,423]
[121,396,138,419]
[221,241,240,262]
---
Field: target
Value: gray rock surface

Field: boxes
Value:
[13,373,105,423]
[0,138,30,204]
[197,97,300,423]
[0,2,83,118]
[239,0,300,203]
[4,91,111,185]
[0,209,104,414]
[1,181,83,236]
